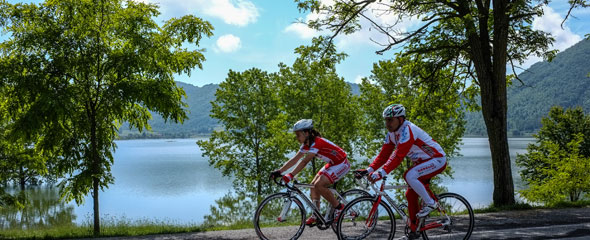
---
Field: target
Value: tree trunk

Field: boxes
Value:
[19,166,25,191]
[90,108,101,236]
[463,0,516,207]
[255,145,261,197]
[93,177,100,235]
[488,0,515,206]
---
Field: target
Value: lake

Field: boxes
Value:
[0,137,534,228]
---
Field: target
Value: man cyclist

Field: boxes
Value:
[358,104,447,237]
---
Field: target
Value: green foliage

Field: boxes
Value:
[0,0,213,233]
[197,68,289,197]
[516,107,590,205]
[276,37,360,187]
[357,54,476,184]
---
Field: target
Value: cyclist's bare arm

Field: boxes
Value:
[286,152,316,176]
[278,151,305,173]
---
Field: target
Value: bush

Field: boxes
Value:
[516,107,590,206]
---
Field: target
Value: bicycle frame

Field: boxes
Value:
[278,182,345,227]
[365,176,451,233]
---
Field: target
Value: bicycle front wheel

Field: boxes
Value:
[254,193,306,240]
[337,196,396,240]
[330,188,372,233]
[421,192,474,240]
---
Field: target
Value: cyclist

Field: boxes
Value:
[358,104,447,236]
[270,119,350,226]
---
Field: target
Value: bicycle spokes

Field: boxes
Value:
[419,193,474,240]
[277,198,292,222]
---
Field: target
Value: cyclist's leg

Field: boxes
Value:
[314,174,339,206]
[405,187,420,230]
[315,160,350,207]
[404,157,447,207]
[310,174,322,209]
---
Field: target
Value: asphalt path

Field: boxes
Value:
[94,207,590,240]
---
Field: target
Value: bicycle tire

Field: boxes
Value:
[421,192,474,240]
[254,192,306,240]
[337,196,396,240]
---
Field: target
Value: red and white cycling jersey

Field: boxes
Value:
[369,120,445,173]
[300,137,347,166]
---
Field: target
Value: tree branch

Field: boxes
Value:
[376,16,450,55]
[321,0,376,58]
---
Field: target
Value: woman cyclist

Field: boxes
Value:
[269,119,350,226]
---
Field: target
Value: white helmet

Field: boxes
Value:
[292,119,313,132]
[382,104,406,118]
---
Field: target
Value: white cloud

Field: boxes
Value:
[135,0,259,27]
[520,6,582,69]
[216,34,242,53]
[354,75,364,84]
[284,22,320,39]
[202,0,259,27]
[533,6,582,51]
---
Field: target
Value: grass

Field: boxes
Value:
[473,200,590,214]
[3,200,590,239]
[0,216,203,240]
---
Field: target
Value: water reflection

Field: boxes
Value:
[0,187,76,229]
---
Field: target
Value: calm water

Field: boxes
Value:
[442,138,533,208]
[1,137,534,228]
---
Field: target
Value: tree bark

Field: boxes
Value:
[93,176,100,235]
[19,166,25,191]
[462,0,516,206]
[90,107,101,236]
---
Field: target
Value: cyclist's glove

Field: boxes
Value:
[282,173,294,184]
[370,168,387,181]
[269,170,282,180]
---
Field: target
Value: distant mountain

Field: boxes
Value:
[121,39,590,139]
[118,82,219,138]
[119,82,360,138]
[465,39,590,136]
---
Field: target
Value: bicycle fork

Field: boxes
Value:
[277,198,292,222]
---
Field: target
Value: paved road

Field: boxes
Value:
[94,207,590,240]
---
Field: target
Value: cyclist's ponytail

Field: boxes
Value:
[305,128,322,146]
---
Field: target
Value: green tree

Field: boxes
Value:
[276,37,360,186]
[517,134,590,205]
[0,0,213,235]
[293,0,587,206]
[357,55,477,186]
[197,68,290,198]
[516,106,590,204]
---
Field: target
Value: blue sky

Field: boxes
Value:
[3,0,590,87]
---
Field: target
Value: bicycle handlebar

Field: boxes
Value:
[353,169,369,179]
[272,175,298,190]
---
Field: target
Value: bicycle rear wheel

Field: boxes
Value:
[254,193,306,240]
[337,196,396,240]
[421,192,474,240]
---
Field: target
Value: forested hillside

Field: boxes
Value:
[465,39,590,136]
[122,40,590,138]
